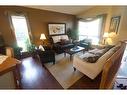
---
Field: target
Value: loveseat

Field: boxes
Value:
[73,42,125,80]
[51,35,74,54]
[50,35,91,54]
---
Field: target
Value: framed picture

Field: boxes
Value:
[109,16,121,34]
[48,23,66,35]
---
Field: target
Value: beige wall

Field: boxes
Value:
[0,6,76,46]
[1,6,127,46]
[77,6,127,45]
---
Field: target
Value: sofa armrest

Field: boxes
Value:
[6,47,14,57]
[37,49,55,64]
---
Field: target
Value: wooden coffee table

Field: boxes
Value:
[64,46,85,60]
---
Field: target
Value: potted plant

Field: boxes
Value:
[67,28,78,41]
[12,44,23,59]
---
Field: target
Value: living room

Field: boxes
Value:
[0,5,127,90]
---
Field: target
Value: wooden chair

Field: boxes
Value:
[6,47,14,57]
[6,47,21,88]
[99,41,126,89]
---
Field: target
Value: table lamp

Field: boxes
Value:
[103,32,109,45]
[40,33,46,45]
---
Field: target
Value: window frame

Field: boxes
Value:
[78,15,105,44]
[8,12,33,47]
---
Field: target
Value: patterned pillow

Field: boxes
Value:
[81,45,115,63]
[80,52,100,63]
[85,54,100,63]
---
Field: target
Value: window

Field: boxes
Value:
[10,15,31,52]
[78,17,103,45]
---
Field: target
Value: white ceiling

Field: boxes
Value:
[26,6,93,15]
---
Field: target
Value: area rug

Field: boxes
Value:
[44,54,84,89]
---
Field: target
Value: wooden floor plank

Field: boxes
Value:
[20,57,62,89]
[19,56,125,89]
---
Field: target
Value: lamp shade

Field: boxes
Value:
[40,34,46,40]
[103,32,109,38]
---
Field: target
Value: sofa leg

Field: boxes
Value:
[73,67,76,71]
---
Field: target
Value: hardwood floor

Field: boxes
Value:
[20,57,101,89]
[20,57,62,89]
[69,74,101,89]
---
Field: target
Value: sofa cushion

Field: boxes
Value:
[52,36,61,43]
[89,48,106,55]
[52,35,69,43]
[81,45,114,63]
[96,44,120,64]
[60,35,69,40]
[79,52,100,63]
[89,45,114,55]
[60,39,70,45]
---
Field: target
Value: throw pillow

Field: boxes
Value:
[80,52,100,63]
[83,54,100,63]
[86,55,100,63]
[52,36,61,43]
[60,39,70,45]
[79,52,94,59]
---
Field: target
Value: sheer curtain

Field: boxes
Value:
[78,15,104,45]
